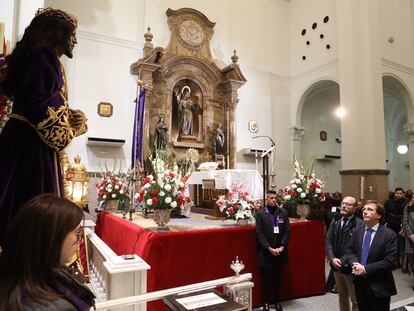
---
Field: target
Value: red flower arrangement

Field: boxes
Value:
[96,172,129,201]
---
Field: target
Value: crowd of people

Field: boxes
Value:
[323,188,414,311]
[267,187,414,311]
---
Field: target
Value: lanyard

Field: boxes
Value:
[265,206,280,227]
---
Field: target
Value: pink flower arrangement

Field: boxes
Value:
[216,184,259,221]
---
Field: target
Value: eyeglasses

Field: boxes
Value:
[341,202,353,206]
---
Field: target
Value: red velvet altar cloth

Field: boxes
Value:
[97,212,326,310]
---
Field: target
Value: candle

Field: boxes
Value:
[360,176,365,199]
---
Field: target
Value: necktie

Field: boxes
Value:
[361,228,373,265]
[341,217,349,232]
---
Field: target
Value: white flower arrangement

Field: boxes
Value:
[283,155,326,205]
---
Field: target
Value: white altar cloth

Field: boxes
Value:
[187,169,263,199]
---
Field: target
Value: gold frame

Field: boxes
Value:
[97,102,113,117]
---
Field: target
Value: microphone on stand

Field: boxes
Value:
[252,135,276,147]
[252,136,276,203]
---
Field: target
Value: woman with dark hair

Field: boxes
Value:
[0,194,95,310]
[0,8,87,245]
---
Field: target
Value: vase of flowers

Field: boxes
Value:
[96,172,129,212]
[216,184,259,224]
[283,155,325,220]
[153,209,171,231]
[136,153,191,230]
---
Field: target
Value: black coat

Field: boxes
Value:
[341,224,398,298]
[326,215,364,269]
[22,267,95,310]
[256,206,291,269]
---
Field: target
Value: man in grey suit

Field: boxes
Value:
[342,200,397,311]
[326,196,363,311]
[256,190,291,311]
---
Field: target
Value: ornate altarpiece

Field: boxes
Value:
[130,8,246,168]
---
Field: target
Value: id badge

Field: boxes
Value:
[331,206,337,212]
[274,226,279,234]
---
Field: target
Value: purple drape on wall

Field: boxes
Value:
[131,89,145,168]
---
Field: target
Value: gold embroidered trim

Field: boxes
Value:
[9,103,74,152]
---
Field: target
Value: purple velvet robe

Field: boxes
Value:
[0,45,73,245]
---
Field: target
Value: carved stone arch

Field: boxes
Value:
[295,78,339,126]
[162,57,222,84]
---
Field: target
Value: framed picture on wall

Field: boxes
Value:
[320,131,327,141]
[98,102,113,117]
[248,120,258,133]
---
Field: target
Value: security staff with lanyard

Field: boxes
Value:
[256,190,291,311]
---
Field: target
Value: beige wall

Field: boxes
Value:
[6,0,414,191]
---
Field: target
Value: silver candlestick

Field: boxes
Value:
[230,256,245,277]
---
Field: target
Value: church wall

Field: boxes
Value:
[270,76,293,189]
[63,34,140,172]
[289,0,337,78]
[42,0,292,179]
[379,0,414,69]
[7,0,414,195]
[0,0,16,45]
[300,91,342,193]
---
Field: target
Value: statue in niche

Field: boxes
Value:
[154,114,168,150]
[174,85,198,136]
[213,126,225,155]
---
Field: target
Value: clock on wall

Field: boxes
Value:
[178,20,205,47]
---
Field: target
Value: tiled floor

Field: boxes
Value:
[253,265,414,311]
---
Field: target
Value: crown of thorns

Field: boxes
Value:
[35,7,78,28]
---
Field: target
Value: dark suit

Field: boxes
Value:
[326,215,363,311]
[342,224,397,311]
[256,205,290,304]
[326,215,364,269]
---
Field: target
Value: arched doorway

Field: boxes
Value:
[296,80,341,193]
[383,75,414,191]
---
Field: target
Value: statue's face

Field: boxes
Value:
[63,30,77,58]
[183,90,190,99]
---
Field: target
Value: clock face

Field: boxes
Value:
[179,20,205,47]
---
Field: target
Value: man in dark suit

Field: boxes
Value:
[256,190,291,311]
[326,196,364,311]
[342,200,397,311]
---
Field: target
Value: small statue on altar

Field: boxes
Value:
[174,85,198,136]
[155,114,168,150]
[213,126,225,155]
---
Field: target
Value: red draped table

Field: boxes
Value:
[96,212,325,310]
